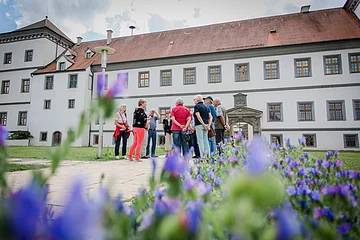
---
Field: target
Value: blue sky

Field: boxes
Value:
[0,0,346,42]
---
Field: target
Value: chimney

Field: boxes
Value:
[106,29,113,45]
[301,5,310,13]
[76,37,83,45]
[129,26,135,36]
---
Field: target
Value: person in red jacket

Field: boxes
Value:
[113,104,130,159]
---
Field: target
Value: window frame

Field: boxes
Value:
[349,53,360,74]
[44,76,54,90]
[183,67,196,85]
[138,71,150,88]
[0,112,7,126]
[18,111,27,126]
[353,99,360,121]
[323,54,342,75]
[294,58,311,78]
[21,79,30,93]
[267,102,283,122]
[59,62,65,71]
[159,107,171,122]
[93,134,99,145]
[44,100,51,110]
[68,74,78,89]
[235,63,250,82]
[24,50,33,62]
[3,52,12,64]
[343,134,359,148]
[302,134,317,147]
[40,132,48,142]
[264,60,280,80]
[327,100,346,121]
[270,134,283,146]
[68,99,75,109]
[160,70,172,87]
[1,80,10,94]
[297,101,315,121]
[208,65,222,83]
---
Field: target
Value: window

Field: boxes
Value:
[40,132,47,142]
[68,99,75,109]
[295,58,311,77]
[235,63,249,81]
[45,76,54,90]
[1,80,10,94]
[24,50,33,62]
[184,68,196,85]
[303,134,316,147]
[44,100,51,109]
[139,72,149,87]
[353,100,360,120]
[268,103,282,122]
[160,70,172,86]
[349,53,360,73]
[298,102,314,121]
[93,135,99,145]
[159,107,171,121]
[21,79,30,93]
[59,62,65,71]
[270,134,283,146]
[86,52,92,59]
[68,74,78,88]
[18,111,27,126]
[0,112,7,126]
[264,61,279,79]
[327,101,345,121]
[324,55,342,75]
[208,66,221,83]
[344,134,359,148]
[3,53,12,64]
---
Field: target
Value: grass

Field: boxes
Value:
[8,146,167,161]
[307,150,360,172]
[7,163,48,172]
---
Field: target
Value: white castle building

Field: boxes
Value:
[0,0,359,150]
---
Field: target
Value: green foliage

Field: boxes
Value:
[7,131,33,140]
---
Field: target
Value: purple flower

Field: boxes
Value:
[325,151,332,160]
[322,161,332,169]
[229,155,238,163]
[154,187,165,199]
[275,204,302,240]
[234,132,243,140]
[335,160,342,168]
[289,160,299,169]
[334,150,339,156]
[286,186,297,196]
[323,207,334,221]
[297,185,311,195]
[271,142,280,150]
[162,197,181,213]
[316,159,323,166]
[297,167,305,177]
[304,152,310,158]
[323,185,338,195]
[113,194,124,212]
[189,146,194,152]
[208,170,215,180]
[185,175,195,191]
[163,149,187,178]
[197,181,212,196]
[214,177,222,186]
[338,185,350,197]
[246,137,269,175]
[337,223,351,235]
[0,124,9,146]
[181,201,202,235]
[7,181,48,239]
[154,198,169,217]
[104,72,128,97]
[311,191,321,201]
[298,137,306,145]
[46,179,105,240]
[96,74,105,95]
[139,210,154,231]
[314,208,324,218]
[151,158,157,177]
[284,167,293,177]
[348,170,359,179]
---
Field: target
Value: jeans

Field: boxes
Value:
[195,125,210,158]
[190,132,200,157]
[128,127,145,160]
[208,122,215,154]
[146,129,157,157]
[115,131,127,156]
[172,130,189,156]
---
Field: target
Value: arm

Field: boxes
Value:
[183,116,191,131]
[154,110,160,120]
[171,116,184,129]
[208,112,213,126]
[195,112,210,130]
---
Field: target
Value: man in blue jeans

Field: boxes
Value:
[146,109,160,158]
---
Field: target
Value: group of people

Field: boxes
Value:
[113,95,228,162]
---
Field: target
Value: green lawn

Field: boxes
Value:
[8,146,167,161]
[7,163,48,172]
[307,150,360,172]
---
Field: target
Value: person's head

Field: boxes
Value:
[120,104,126,112]
[138,98,147,108]
[175,97,184,105]
[213,97,221,107]
[166,109,170,117]
[150,109,155,115]
[193,95,203,104]
[203,96,213,105]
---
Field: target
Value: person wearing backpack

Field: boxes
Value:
[114,104,130,159]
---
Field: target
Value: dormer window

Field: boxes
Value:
[59,62,65,71]
[86,52,92,59]
[85,49,94,59]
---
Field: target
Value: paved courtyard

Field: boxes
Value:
[6,157,166,214]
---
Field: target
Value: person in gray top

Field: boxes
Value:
[146,109,160,157]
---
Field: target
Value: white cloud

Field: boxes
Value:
[5,12,11,18]
[10,0,345,41]
[0,0,8,5]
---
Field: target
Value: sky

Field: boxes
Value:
[0,0,347,42]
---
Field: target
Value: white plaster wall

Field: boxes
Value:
[0,104,30,132]
[0,69,33,103]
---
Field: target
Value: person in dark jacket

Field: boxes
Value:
[162,110,172,155]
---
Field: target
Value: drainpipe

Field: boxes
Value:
[88,69,94,147]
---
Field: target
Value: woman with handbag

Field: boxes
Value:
[114,104,130,159]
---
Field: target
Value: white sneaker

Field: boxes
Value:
[115,156,120,160]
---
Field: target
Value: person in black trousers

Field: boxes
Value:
[114,104,130,159]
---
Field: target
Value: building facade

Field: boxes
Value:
[1,1,360,150]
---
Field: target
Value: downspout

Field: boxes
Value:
[88,68,94,147]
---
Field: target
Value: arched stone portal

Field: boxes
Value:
[52,131,62,146]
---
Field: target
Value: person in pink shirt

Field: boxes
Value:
[171,97,191,156]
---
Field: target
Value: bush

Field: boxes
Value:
[8,131,33,140]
